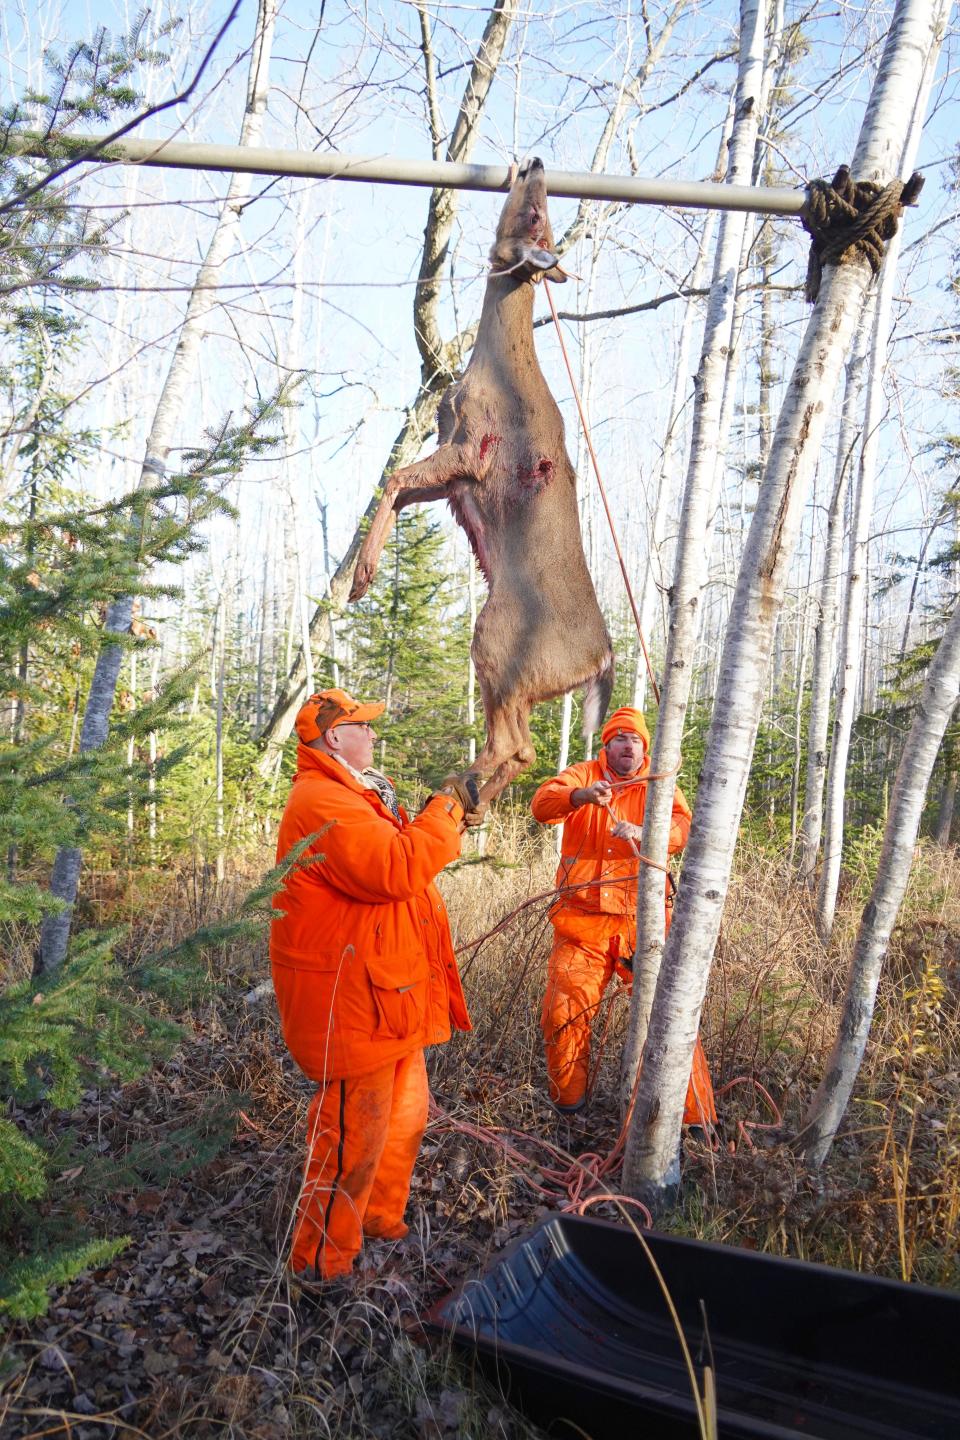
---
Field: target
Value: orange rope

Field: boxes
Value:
[604,762,681,790]
[544,280,660,705]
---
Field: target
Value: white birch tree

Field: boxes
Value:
[37,0,277,972]
[621,0,767,1113]
[801,593,960,1168]
[797,325,869,883]
[631,107,734,710]
[622,0,949,1207]
[817,68,943,939]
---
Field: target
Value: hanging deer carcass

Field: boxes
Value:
[350,158,613,801]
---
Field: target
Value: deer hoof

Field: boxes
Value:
[349,562,374,602]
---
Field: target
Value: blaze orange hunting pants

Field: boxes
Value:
[541,911,717,1126]
[290,1049,429,1279]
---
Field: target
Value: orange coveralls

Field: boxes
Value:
[531,753,716,1125]
[271,745,471,1279]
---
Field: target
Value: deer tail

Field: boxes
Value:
[581,650,614,740]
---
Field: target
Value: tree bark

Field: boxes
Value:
[797,326,868,883]
[935,766,957,845]
[787,580,811,863]
[621,0,949,1207]
[815,58,932,940]
[37,0,277,973]
[632,108,733,709]
[801,594,960,1168]
[621,0,767,1118]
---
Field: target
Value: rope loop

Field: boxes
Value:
[800,164,924,303]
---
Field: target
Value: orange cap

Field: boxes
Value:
[601,706,650,749]
[295,688,385,744]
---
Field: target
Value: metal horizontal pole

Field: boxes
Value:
[8,133,807,217]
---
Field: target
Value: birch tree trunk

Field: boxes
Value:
[620,0,767,1115]
[215,588,228,886]
[787,584,811,863]
[797,327,868,883]
[631,108,733,709]
[255,545,269,732]
[815,58,936,940]
[816,287,883,936]
[935,766,957,844]
[622,0,948,1206]
[801,595,960,1168]
[147,648,161,853]
[37,0,277,973]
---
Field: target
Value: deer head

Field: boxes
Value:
[489,156,567,283]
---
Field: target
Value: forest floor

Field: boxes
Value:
[1,823,958,1438]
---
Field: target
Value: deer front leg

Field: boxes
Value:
[349,444,472,601]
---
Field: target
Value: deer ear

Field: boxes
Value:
[520,244,559,271]
[489,241,568,279]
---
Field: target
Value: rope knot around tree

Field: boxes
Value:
[800,165,924,303]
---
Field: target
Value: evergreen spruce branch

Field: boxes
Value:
[0,1236,129,1321]
[0,1116,47,1200]
[47,1099,240,1196]
[0,5,241,221]
[1,931,183,1113]
[0,875,63,925]
[22,745,141,793]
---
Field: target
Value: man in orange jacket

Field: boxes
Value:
[271,687,481,1283]
[531,706,716,1126]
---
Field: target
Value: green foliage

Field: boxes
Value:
[348,511,473,794]
[0,1119,46,1201]
[0,31,294,1322]
[0,933,180,1323]
[1,1237,129,1322]
[34,17,179,129]
[48,1097,241,1197]
[2,930,181,1103]
[0,16,179,309]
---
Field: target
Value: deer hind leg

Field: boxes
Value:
[473,698,536,805]
[350,444,473,601]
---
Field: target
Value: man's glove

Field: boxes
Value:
[438,770,486,828]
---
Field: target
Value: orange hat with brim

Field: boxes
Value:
[295,687,385,744]
[601,706,650,749]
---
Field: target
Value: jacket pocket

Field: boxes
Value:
[365,956,425,1041]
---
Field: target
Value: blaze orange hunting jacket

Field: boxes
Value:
[531,751,692,920]
[271,745,471,1081]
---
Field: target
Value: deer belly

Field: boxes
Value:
[447,486,492,580]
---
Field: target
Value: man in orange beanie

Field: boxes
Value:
[531,706,715,1125]
[271,687,483,1284]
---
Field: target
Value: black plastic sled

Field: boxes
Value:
[425,1213,960,1440]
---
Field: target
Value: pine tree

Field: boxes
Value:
[349,511,472,797]
[0,28,289,1315]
